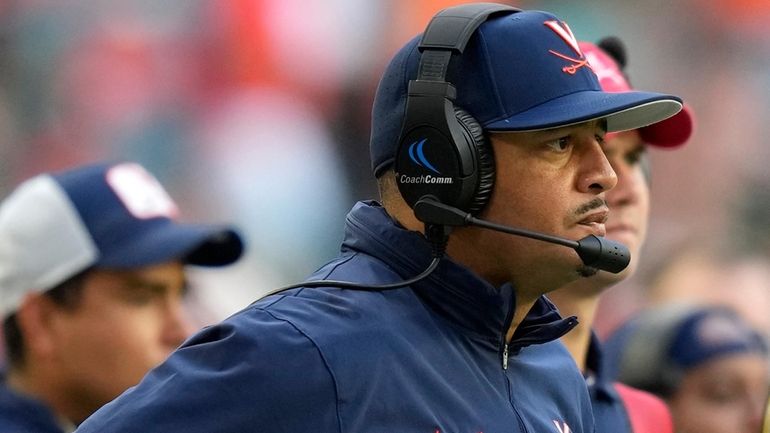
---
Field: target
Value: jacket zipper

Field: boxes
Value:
[499,289,516,370]
[502,343,509,370]
[501,307,528,432]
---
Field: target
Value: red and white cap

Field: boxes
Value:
[580,41,694,148]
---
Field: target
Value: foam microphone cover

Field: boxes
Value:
[575,234,630,274]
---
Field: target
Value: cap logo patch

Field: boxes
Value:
[696,315,755,347]
[106,163,180,219]
[544,20,581,55]
[544,20,591,75]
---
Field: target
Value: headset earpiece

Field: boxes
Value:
[453,107,494,214]
[393,3,517,217]
[394,92,483,215]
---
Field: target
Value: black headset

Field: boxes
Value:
[394,3,520,216]
[253,3,630,301]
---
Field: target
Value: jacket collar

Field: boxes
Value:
[586,332,618,401]
[342,201,576,349]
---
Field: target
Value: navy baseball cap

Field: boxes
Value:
[0,162,243,318]
[604,304,768,396]
[370,9,683,177]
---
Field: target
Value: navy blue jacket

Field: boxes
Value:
[77,201,595,433]
[586,334,672,433]
[586,333,633,433]
[0,381,66,433]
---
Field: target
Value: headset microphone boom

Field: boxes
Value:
[413,196,630,274]
[256,197,630,300]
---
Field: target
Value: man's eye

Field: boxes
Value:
[625,148,645,165]
[546,137,570,152]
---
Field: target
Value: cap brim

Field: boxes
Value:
[640,103,694,148]
[97,221,244,268]
[484,90,682,133]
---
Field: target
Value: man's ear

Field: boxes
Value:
[14,292,58,360]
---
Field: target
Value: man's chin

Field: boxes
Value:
[577,265,599,278]
[578,265,631,288]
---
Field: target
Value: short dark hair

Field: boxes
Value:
[2,269,91,369]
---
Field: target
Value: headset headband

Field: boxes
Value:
[395,3,519,215]
[416,3,520,83]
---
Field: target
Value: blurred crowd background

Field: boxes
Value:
[1,0,769,333]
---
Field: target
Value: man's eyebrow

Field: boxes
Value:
[121,277,168,293]
[123,276,189,295]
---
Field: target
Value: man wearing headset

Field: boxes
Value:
[548,37,693,433]
[76,5,683,433]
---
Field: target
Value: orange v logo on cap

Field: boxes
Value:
[543,20,582,56]
[544,20,591,75]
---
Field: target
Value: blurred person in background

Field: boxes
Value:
[592,176,770,343]
[643,240,770,339]
[603,303,769,433]
[548,36,693,433]
[0,161,243,432]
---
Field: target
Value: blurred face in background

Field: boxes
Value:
[47,261,190,422]
[602,130,650,279]
[648,255,770,337]
[668,353,769,433]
